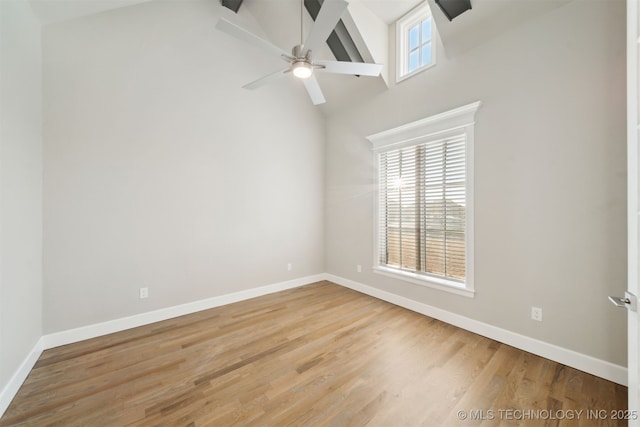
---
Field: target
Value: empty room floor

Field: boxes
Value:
[0,281,627,426]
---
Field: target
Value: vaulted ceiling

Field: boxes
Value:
[29,0,152,25]
[28,0,575,112]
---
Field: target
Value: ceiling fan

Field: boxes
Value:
[215,0,383,105]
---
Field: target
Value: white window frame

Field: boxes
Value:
[367,101,481,298]
[396,2,436,82]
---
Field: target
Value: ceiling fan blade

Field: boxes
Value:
[302,75,326,105]
[216,18,289,58]
[315,60,383,77]
[303,0,348,54]
[243,67,290,90]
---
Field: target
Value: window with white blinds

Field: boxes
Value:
[378,134,466,282]
[367,102,479,297]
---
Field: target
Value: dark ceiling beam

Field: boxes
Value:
[304,0,364,63]
[435,0,472,21]
[222,0,243,13]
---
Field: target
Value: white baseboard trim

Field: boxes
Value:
[0,337,45,417]
[325,274,628,386]
[0,272,627,421]
[1,275,324,419]
[42,274,324,350]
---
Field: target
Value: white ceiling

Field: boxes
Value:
[358,0,423,23]
[29,0,151,25]
[27,0,575,111]
[28,0,419,26]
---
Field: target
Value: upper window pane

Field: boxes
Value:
[409,25,420,50]
[421,19,432,42]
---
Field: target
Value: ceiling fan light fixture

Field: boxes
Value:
[292,61,313,79]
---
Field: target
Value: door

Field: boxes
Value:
[628,0,639,422]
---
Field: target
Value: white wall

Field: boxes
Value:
[0,0,43,394]
[2,0,627,391]
[325,0,628,365]
[42,0,325,333]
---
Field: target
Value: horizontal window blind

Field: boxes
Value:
[378,134,466,282]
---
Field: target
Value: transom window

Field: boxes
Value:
[367,102,480,297]
[396,2,436,81]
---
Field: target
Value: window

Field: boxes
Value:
[396,2,435,82]
[378,136,466,280]
[367,102,480,297]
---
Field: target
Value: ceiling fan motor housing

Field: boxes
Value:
[292,45,310,60]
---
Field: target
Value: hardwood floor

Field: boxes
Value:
[0,281,627,426]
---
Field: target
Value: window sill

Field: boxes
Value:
[396,61,436,83]
[373,266,475,298]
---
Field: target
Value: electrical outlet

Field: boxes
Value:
[287,263,292,271]
[531,307,542,322]
[357,264,362,273]
[139,287,149,299]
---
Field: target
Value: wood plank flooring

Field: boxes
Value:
[0,281,628,426]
